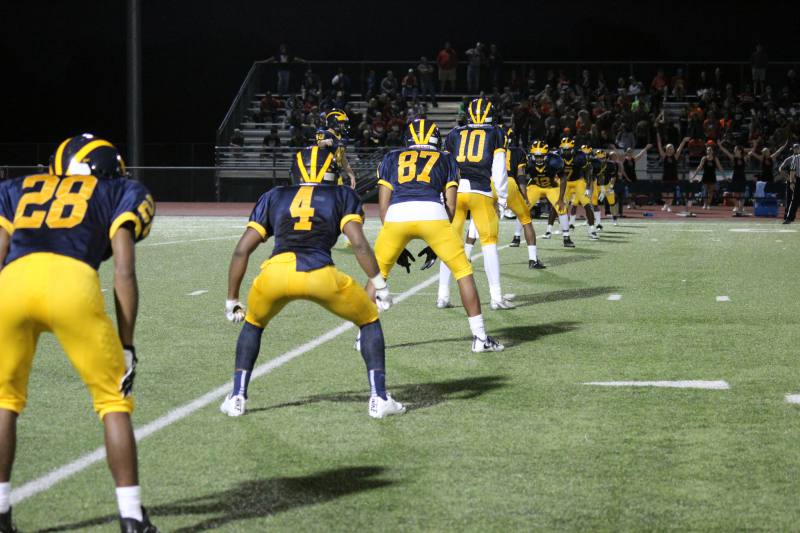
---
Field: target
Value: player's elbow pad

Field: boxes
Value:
[491,152,508,201]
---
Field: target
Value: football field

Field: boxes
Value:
[10,215,800,532]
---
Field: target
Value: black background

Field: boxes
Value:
[1,0,795,148]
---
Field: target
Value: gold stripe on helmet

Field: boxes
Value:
[409,120,423,145]
[53,137,72,175]
[68,140,115,174]
[480,100,492,123]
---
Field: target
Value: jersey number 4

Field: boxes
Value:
[14,175,98,230]
[455,130,486,163]
[398,150,440,183]
[290,186,315,231]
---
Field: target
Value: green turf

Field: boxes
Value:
[9,216,800,532]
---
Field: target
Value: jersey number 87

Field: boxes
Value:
[398,150,440,184]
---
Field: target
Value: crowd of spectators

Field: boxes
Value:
[248,42,799,160]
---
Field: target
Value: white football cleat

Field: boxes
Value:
[436,298,453,309]
[589,231,599,240]
[354,334,361,352]
[490,298,516,310]
[542,231,552,239]
[472,335,505,352]
[220,393,246,417]
[368,394,406,418]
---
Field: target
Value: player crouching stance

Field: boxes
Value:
[589,149,619,230]
[221,146,405,419]
[504,128,545,269]
[369,119,503,353]
[0,135,158,532]
[524,142,572,247]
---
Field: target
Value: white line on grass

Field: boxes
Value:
[140,235,242,247]
[785,394,800,404]
[716,296,731,302]
[10,246,506,505]
[187,290,209,296]
[607,294,622,301]
[583,380,730,390]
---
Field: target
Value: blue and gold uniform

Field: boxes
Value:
[445,98,506,245]
[0,134,154,417]
[525,141,566,214]
[559,139,592,208]
[243,146,378,329]
[374,119,472,280]
[316,109,351,186]
[504,141,532,226]
[590,151,618,206]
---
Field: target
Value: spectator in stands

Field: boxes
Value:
[417,57,437,107]
[615,125,636,150]
[366,70,378,99]
[301,68,322,100]
[289,125,306,147]
[331,68,352,99]
[651,69,668,95]
[436,42,458,93]
[487,44,503,90]
[525,69,537,96]
[258,92,282,124]
[786,68,799,101]
[751,43,768,97]
[264,44,305,94]
[380,70,398,98]
[401,68,418,100]
[230,128,245,158]
[465,42,485,93]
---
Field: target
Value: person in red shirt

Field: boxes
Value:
[436,42,458,93]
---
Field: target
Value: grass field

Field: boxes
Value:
[9,215,800,532]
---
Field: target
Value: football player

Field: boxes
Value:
[221,145,405,419]
[316,109,357,188]
[437,98,514,310]
[0,135,158,532]
[504,128,545,269]
[369,119,503,353]
[559,138,598,240]
[522,141,573,247]
[590,149,620,229]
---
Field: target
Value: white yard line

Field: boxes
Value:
[11,245,505,505]
[140,235,242,247]
[187,290,209,297]
[607,294,622,301]
[583,380,730,390]
[785,394,800,404]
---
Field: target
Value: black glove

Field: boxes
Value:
[119,345,138,397]
[418,246,437,270]
[396,248,415,273]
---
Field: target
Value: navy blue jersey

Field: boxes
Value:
[591,159,619,186]
[445,124,506,193]
[0,174,154,269]
[560,151,589,181]
[315,129,347,159]
[526,154,564,188]
[377,148,459,205]
[247,183,363,271]
[506,146,527,178]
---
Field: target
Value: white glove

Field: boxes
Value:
[371,274,393,311]
[496,196,508,211]
[598,186,606,203]
[119,346,137,397]
[225,299,246,323]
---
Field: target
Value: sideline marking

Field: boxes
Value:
[716,296,731,302]
[607,294,622,301]
[584,380,730,390]
[188,290,208,297]
[11,245,507,505]
[729,228,797,233]
[786,394,800,404]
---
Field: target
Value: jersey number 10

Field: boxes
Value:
[455,129,486,163]
[14,175,97,230]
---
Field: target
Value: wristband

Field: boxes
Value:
[370,274,387,291]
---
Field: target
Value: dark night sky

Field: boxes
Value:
[1,1,797,153]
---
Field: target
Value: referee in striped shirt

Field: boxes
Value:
[780,143,800,224]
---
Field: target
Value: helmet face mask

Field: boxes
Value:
[325,109,350,137]
[528,140,549,166]
[559,137,575,158]
[51,134,128,180]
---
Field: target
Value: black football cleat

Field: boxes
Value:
[509,235,521,247]
[569,223,575,230]
[563,236,575,248]
[596,223,604,231]
[783,219,792,225]
[529,259,546,269]
[0,509,17,533]
[119,507,159,533]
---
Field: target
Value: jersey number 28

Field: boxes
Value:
[14,175,97,230]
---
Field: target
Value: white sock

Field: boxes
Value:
[464,242,474,259]
[546,224,553,233]
[558,214,570,233]
[467,220,479,240]
[514,220,522,237]
[116,485,143,521]
[0,482,10,514]
[569,214,576,226]
[438,261,451,301]
[594,210,601,224]
[468,314,487,341]
[482,244,502,302]
[528,245,537,261]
